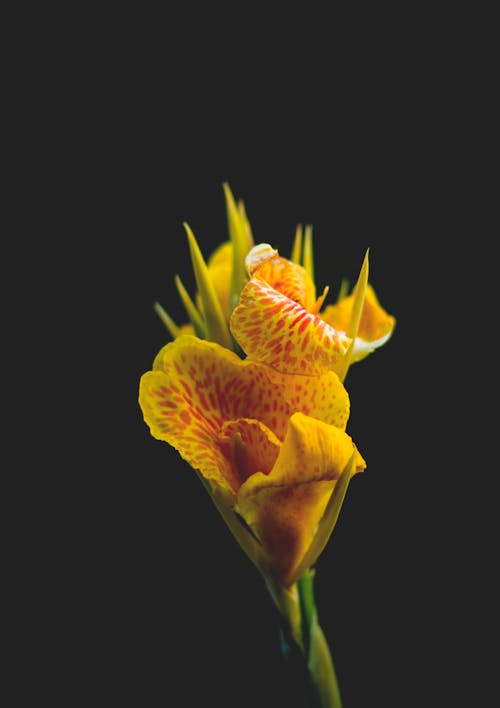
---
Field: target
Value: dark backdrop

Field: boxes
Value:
[82,149,446,707]
[36,38,476,707]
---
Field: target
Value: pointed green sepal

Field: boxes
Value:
[303,224,314,281]
[337,248,369,383]
[238,198,255,249]
[153,301,180,339]
[291,224,303,264]
[183,222,234,351]
[173,274,206,339]
[223,183,251,313]
[288,451,356,586]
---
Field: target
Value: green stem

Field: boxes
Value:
[265,570,343,708]
[265,576,304,653]
[298,571,343,708]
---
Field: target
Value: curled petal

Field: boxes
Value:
[236,412,366,586]
[245,243,317,311]
[321,283,396,362]
[230,278,351,376]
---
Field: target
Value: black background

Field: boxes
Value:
[79,145,448,707]
[18,16,490,708]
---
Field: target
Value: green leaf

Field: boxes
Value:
[237,197,254,249]
[153,301,180,339]
[223,182,251,313]
[337,248,369,383]
[291,224,303,264]
[303,224,314,281]
[183,222,234,350]
[173,274,206,339]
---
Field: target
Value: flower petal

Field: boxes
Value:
[230,277,351,376]
[150,335,351,442]
[139,369,238,497]
[235,412,366,585]
[245,243,317,311]
[218,418,281,484]
[321,283,396,362]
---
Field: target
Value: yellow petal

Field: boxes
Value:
[150,334,351,441]
[236,412,366,586]
[139,368,237,497]
[207,241,232,269]
[230,277,351,376]
[321,283,396,363]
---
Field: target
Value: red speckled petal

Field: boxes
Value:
[230,277,351,375]
[246,245,317,310]
[236,412,366,585]
[139,369,238,496]
[150,335,350,441]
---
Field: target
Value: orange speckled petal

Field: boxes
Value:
[245,243,317,311]
[264,367,351,432]
[139,369,238,496]
[236,412,366,585]
[321,283,396,362]
[218,418,280,484]
[230,277,351,376]
[148,334,350,449]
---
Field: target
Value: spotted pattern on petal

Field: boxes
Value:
[230,277,351,376]
[139,369,238,495]
[250,251,315,310]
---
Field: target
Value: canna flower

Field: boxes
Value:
[140,184,395,707]
[139,335,366,587]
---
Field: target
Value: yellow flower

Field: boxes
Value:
[139,335,366,587]
[230,243,395,377]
